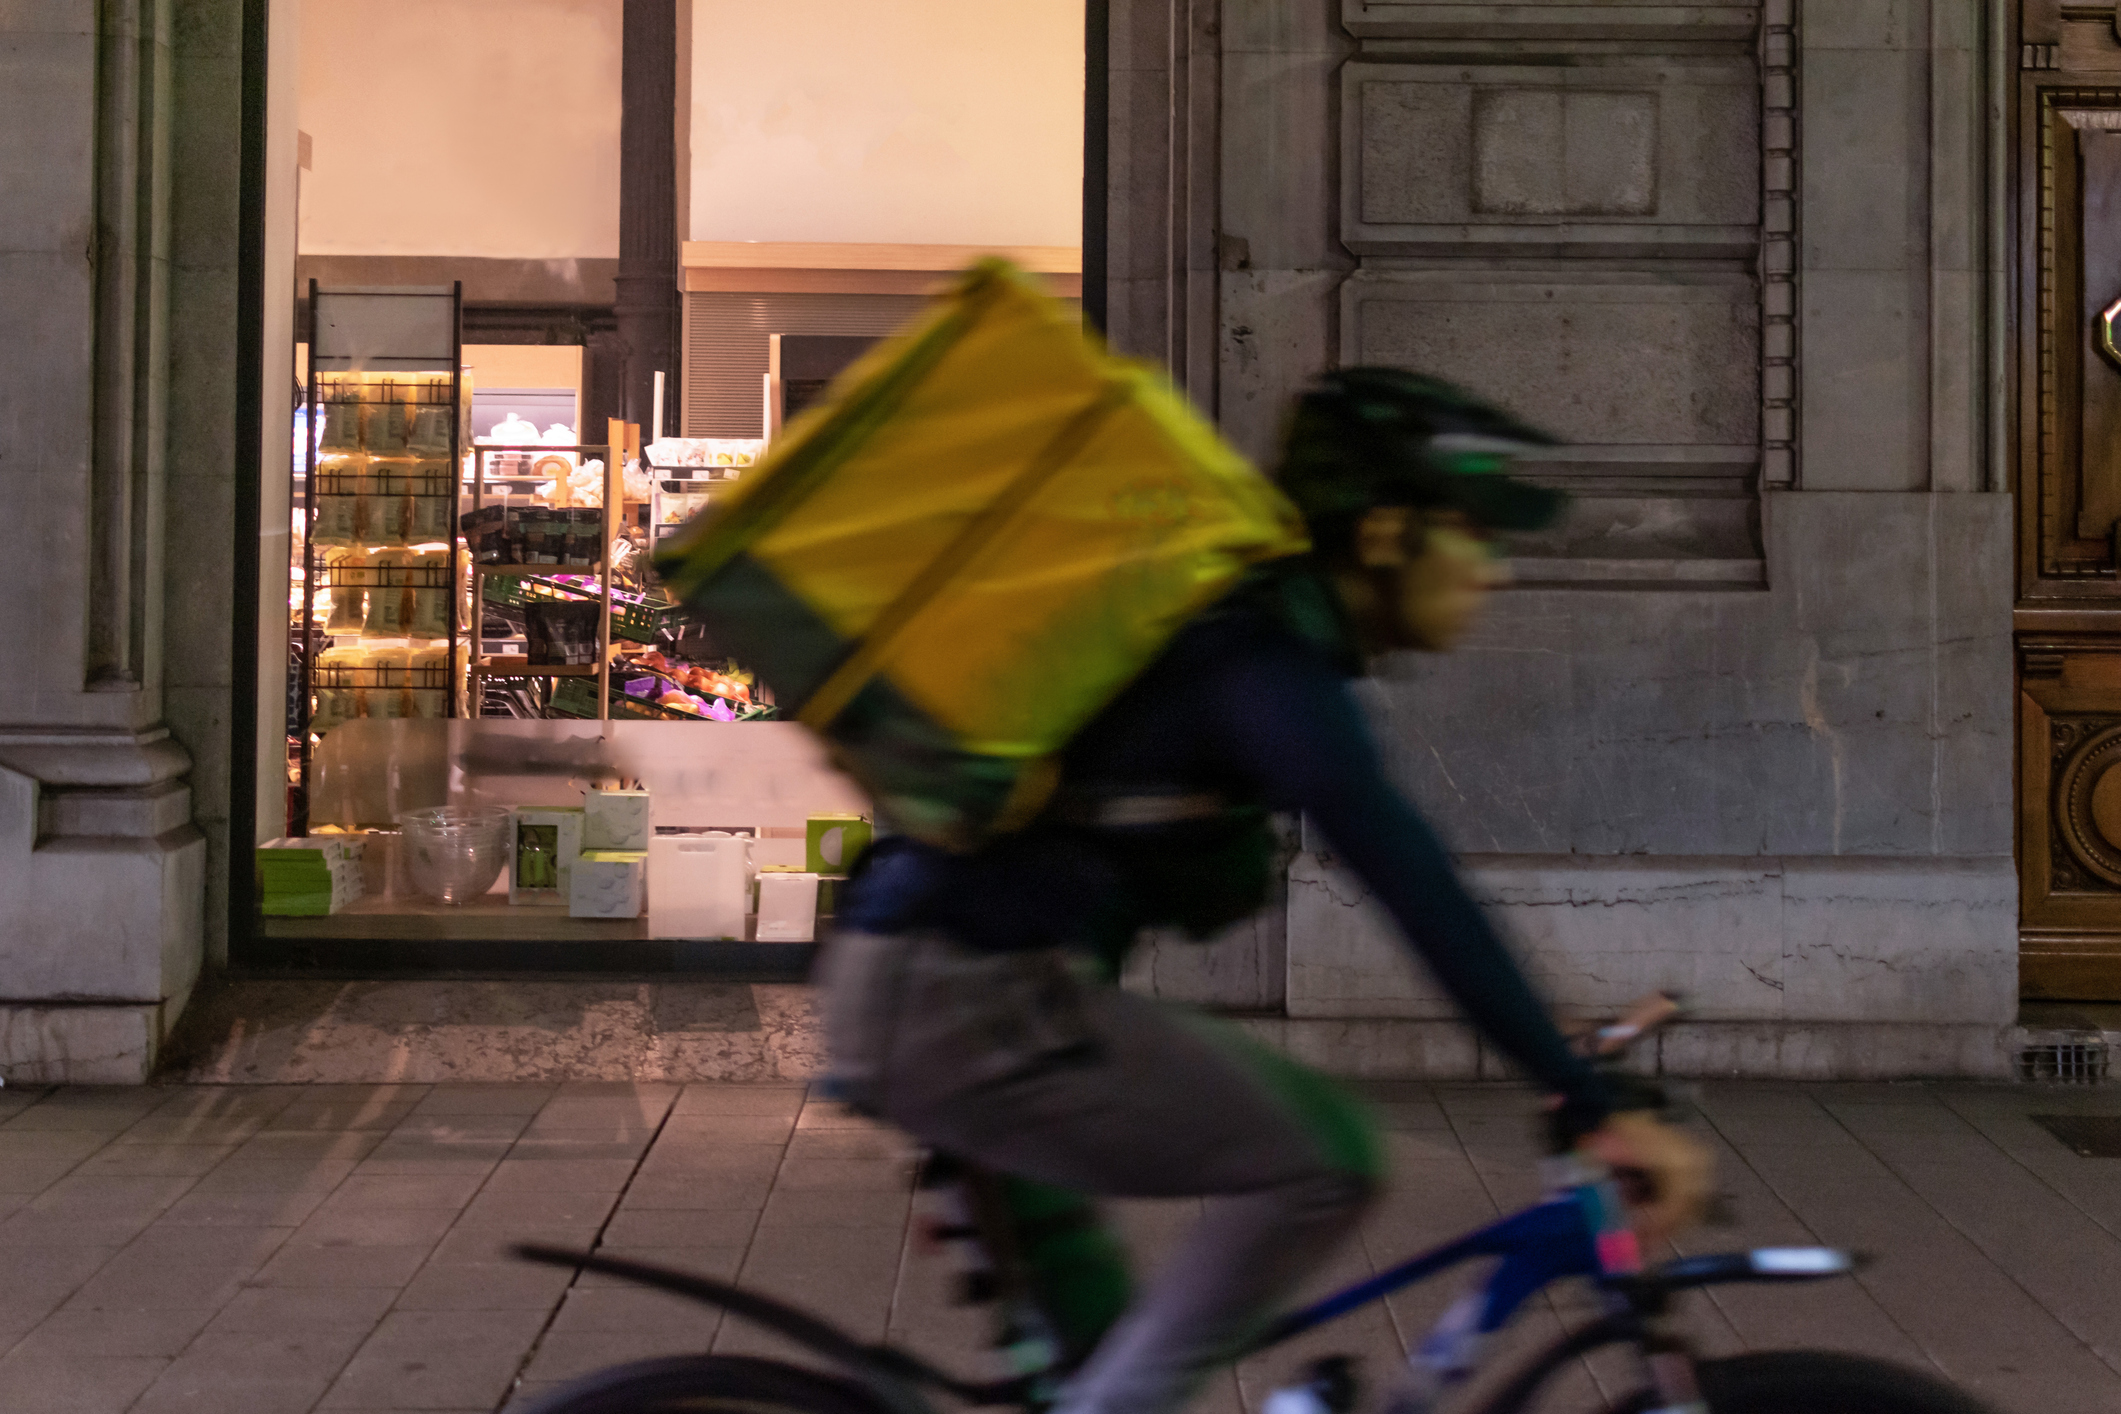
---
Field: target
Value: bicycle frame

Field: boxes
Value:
[517,1167,1858,1414]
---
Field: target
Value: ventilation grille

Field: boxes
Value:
[2017,1041,2109,1084]
[681,292,932,437]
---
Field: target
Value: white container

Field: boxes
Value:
[755,870,819,942]
[583,788,652,852]
[648,832,753,940]
[571,850,647,919]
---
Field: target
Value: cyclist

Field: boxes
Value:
[820,368,1712,1414]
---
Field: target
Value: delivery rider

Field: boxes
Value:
[820,367,1712,1414]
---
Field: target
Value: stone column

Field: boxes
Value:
[0,2,212,1081]
[616,0,680,436]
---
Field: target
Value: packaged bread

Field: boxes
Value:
[407,645,450,718]
[409,458,453,542]
[324,548,369,631]
[363,553,410,636]
[407,550,450,639]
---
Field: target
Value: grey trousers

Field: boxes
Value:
[818,930,1380,1414]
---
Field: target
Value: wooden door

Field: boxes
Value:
[2017,4,2121,998]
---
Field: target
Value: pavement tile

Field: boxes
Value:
[114,1222,292,1268]
[311,1171,487,1211]
[783,1129,918,1161]
[0,1156,97,1195]
[0,1342,166,1413]
[574,1246,746,1286]
[9,1300,223,1357]
[72,1144,237,1177]
[771,1157,917,1192]
[408,1084,558,1117]
[521,1325,719,1383]
[205,1285,400,1335]
[0,1129,115,1161]
[479,1157,641,1193]
[671,1085,808,1117]
[657,1112,799,1143]
[547,1283,728,1333]
[392,1256,576,1311]
[250,1242,437,1289]
[793,1100,886,1131]
[757,1186,911,1229]
[114,1114,276,1145]
[0,1208,155,1248]
[319,1307,550,1409]
[157,1184,336,1228]
[428,1224,605,1266]
[129,1325,372,1414]
[269,1097,423,1133]
[507,1135,653,1161]
[455,1186,621,1230]
[1,1092,165,1132]
[633,1141,787,1177]
[61,1264,252,1316]
[616,1173,774,1211]
[386,1115,533,1144]
[22,1172,200,1218]
[184,1157,360,1195]
[230,1131,385,1162]
[600,1208,760,1248]
[286,1204,461,1248]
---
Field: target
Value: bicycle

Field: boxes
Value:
[510,996,1994,1414]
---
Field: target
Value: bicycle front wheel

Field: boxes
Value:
[1682,1350,1996,1414]
[510,1354,899,1414]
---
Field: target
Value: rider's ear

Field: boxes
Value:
[1353,506,1412,569]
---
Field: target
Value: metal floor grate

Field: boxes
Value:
[2032,1113,2121,1157]
[2017,1041,2109,1084]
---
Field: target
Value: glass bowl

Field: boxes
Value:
[398,806,512,905]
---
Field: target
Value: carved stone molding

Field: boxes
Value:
[1759,0,1796,487]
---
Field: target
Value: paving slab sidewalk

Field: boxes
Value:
[1,1079,2118,1414]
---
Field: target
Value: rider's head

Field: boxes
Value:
[1276,367,1564,653]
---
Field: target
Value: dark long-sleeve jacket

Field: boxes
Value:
[838,562,1612,1132]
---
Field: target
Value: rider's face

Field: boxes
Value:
[1348,506,1508,652]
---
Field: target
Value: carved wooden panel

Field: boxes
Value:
[2019,87,2121,594]
[2018,641,2121,996]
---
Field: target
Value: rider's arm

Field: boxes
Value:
[1210,633,1612,1137]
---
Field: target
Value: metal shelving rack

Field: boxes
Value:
[292,282,464,836]
[463,419,633,719]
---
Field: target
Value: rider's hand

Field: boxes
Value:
[1578,1110,1713,1244]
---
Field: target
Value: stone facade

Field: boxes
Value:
[0,0,2024,1081]
[1115,0,2020,1077]
[0,1,244,1079]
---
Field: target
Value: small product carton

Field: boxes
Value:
[755,867,819,942]
[509,806,584,906]
[583,787,652,852]
[571,850,647,919]
[805,814,871,876]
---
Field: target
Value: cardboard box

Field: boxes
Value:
[583,788,652,852]
[756,868,819,942]
[806,814,871,875]
[571,850,647,919]
[509,807,584,906]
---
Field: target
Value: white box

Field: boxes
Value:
[571,850,647,919]
[648,832,753,940]
[583,788,652,852]
[756,871,819,942]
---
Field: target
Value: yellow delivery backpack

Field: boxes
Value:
[653,260,1309,849]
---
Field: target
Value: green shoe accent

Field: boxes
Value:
[999,1176,1132,1367]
